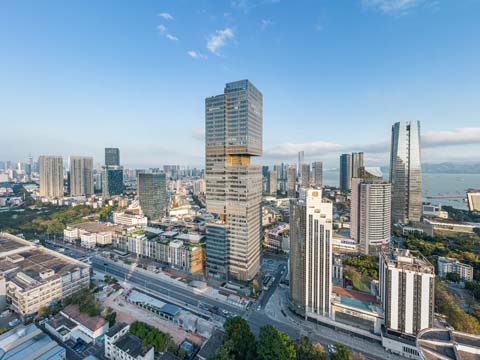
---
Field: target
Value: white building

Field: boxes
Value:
[39,155,64,198]
[105,323,154,360]
[422,204,448,219]
[193,179,206,195]
[69,156,94,197]
[113,211,148,227]
[437,256,473,281]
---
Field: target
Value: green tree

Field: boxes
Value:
[295,336,326,360]
[330,344,349,360]
[213,339,236,360]
[257,325,296,360]
[223,317,257,360]
[446,272,461,283]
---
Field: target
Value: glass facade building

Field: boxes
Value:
[138,173,166,221]
[102,166,124,197]
[339,154,352,192]
[105,148,120,166]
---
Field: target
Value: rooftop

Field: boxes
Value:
[382,249,434,274]
[115,332,153,358]
[106,322,128,337]
[197,329,225,359]
[70,221,122,233]
[62,304,108,332]
[417,328,480,360]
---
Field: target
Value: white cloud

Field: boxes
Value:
[207,28,235,55]
[157,24,166,33]
[260,19,273,31]
[231,0,280,13]
[166,34,178,41]
[423,127,480,147]
[362,0,427,15]
[187,50,207,60]
[158,12,173,20]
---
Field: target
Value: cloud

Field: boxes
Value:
[361,0,427,15]
[260,19,273,31]
[423,127,480,147]
[207,28,235,55]
[157,24,166,33]
[192,128,205,140]
[166,34,178,41]
[265,141,344,158]
[231,0,280,13]
[158,12,173,20]
[187,50,207,60]
[157,25,178,41]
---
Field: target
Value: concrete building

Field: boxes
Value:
[339,154,352,193]
[287,166,296,197]
[64,221,122,247]
[437,256,473,281]
[467,190,480,212]
[0,323,66,360]
[390,121,422,224]
[105,147,120,167]
[268,170,277,195]
[138,172,166,221]
[416,328,480,360]
[297,151,305,177]
[311,161,323,189]
[289,189,333,317]
[351,178,391,255]
[351,152,364,179]
[300,163,310,188]
[264,223,289,253]
[0,233,90,316]
[422,204,448,219]
[113,211,148,227]
[205,80,262,282]
[379,249,434,337]
[69,156,94,197]
[39,155,63,198]
[193,179,206,195]
[105,323,154,360]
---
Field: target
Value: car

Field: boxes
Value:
[257,305,262,311]
[8,319,20,327]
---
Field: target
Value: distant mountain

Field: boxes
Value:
[422,162,480,174]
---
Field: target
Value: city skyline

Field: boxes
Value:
[2,1,480,167]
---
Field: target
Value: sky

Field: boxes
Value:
[1,0,480,169]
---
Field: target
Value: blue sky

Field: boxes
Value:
[1,0,480,168]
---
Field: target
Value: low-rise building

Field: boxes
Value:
[424,218,479,235]
[437,256,474,281]
[422,204,448,219]
[64,221,122,247]
[0,233,90,316]
[264,223,289,252]
[105,323,154,360]
[113,211,148,227]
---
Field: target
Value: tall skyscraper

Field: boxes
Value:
[351,178,391,255]
[339,154,352,192]
[268,170,277,195]
[69,156,93,197]
[379,249,434,336]
[298,151,305,177]
[138,172,166,221]
[105,148,120,166]
[311,161,323,189]
[287,166,296,198]
[39,156,64,198]
[205,80,263,282]
[102,166,123,197]
[351,152,364,178]
[300,163,310,188]
[390,121,422,224]
[290,189,333,318]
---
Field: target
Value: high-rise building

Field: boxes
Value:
[205,80,262,282]
[105,148,120,166]
[300,163,310,188]
[69,156,94,197]
[390,121,422,224]
[39,155,64,198]
[351,178,391,255]
[290,189,333,318]
[268,170,277,195]
[311,161,323,189]
[351,152,364,178]
[339,154,352,192]
[379,249,434,336]
[138,172,166,221]
[102,166,124,197]
[298,151,305,177]
[467,191,480,212]
[287,166,296,198]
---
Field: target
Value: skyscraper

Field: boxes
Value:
[105,148,120,166]
[311,161,323,189]
[351,178,391,255]
[102,166,123,197]
[390,121,422,224]
[351,152,364,178]
[300,163,310,188]
[69,156,94,197]
[298,151,305,177]
[268,170,277,195]
[379,249,434,336]
[205,80,263,282]
[290,189,333,318]
[138,172,166,221]
[287,166,296,198]
[339,154,352,192]
[39,156,64,198]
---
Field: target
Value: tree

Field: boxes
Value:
[223,317,257,360]
[295,336,326,360]
[213,339,236,360]
[330,344,349,360]
[257,325,296,360]
[446,272,461,283]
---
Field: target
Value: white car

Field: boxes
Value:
[257,305,262,311]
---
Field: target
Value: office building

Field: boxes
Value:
[205,80,263,282]
[351,178,391,255]
[437,257,473,281]
[339,154,352,192]
[379,249,434,336]
[105,148,120,166]
[138,172,166,221]
[39,155,64,198]
[300,163,310,188]
[467,190,480,212]
[287,166,296,197]
[69,156,94,197]
[390,121,422,224]
[311,161,323,189]
[290,189,333,317]
[298,151,305,177]
[102,166,124,197]
[193,178,206,195]
[351,152,364,178]
[0,233,90,316]
[268,170,277,195]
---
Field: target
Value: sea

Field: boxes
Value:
[323,170,480,211]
